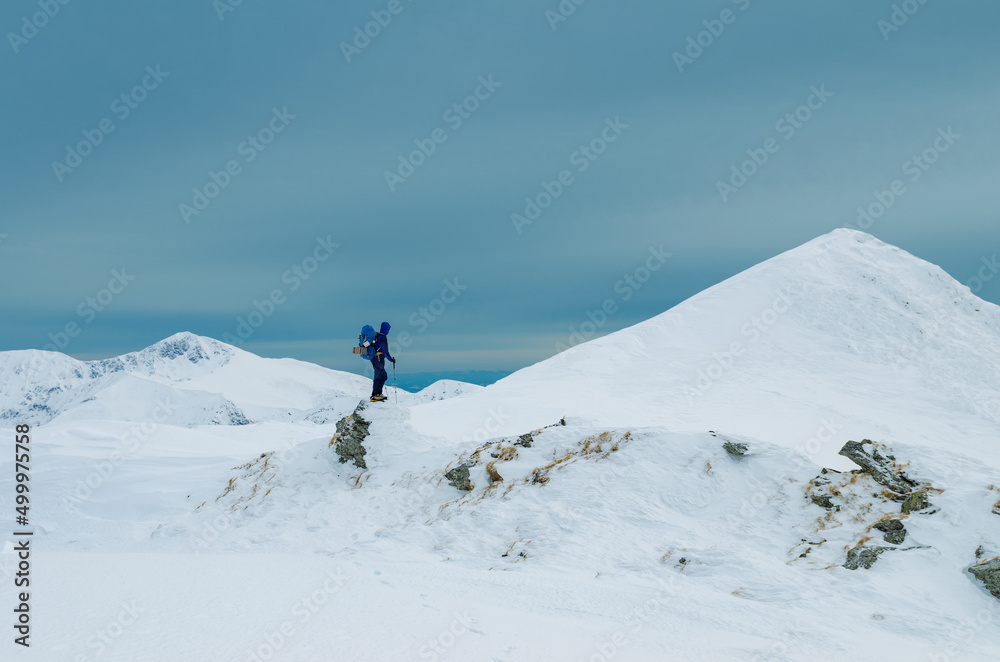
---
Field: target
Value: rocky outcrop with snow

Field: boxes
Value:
[330,401,372,469]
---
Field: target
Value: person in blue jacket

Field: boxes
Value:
[370,322,395,402]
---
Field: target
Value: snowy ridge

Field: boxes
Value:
[0,332,480,426]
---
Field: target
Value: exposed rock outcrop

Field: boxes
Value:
[444,466,472,491]
[811,495,836,509]
[723,441,748,456]
[844,544,893,570]
[330,401,371,469]
[874,518,907,545]
[901,490,932,514]
[968,558,1000,599]
[838,440,914,495]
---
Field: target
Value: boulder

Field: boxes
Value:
[874,519,904,532]
[901,490,931,514]
[883,529,906,545]
[515,433,534,448]
[873,518,907,545]
[837,440,914,495]
[723,441,748,456]
[811,495,835,509]
[331,401,371,469]
[444,466,472,491]
[968,558,1000,600]
[844,544,893,570]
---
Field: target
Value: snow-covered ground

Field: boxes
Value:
[2,229,999,661]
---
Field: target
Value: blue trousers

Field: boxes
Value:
[371,356,387,395]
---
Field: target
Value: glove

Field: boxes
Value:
[391,358,396,364]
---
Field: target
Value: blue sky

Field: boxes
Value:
[2,0,998,379]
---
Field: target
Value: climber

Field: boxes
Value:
[370,322,395,402]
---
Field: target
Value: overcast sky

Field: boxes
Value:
[2,0,998,378]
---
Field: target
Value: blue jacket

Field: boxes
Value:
[375,322,394,362]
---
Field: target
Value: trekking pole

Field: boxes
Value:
[393,362,398,405]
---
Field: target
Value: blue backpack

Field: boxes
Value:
[357,324,377,360]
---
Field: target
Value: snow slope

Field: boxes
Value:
[409,229,1000,466]
[2,229,1000,661]
[15,403,1000,661]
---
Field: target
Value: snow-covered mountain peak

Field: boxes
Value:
[101,331,238,381]
[409,229,1000,464]
[146,331,232,361]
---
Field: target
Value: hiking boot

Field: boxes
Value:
[370,394,387,402]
